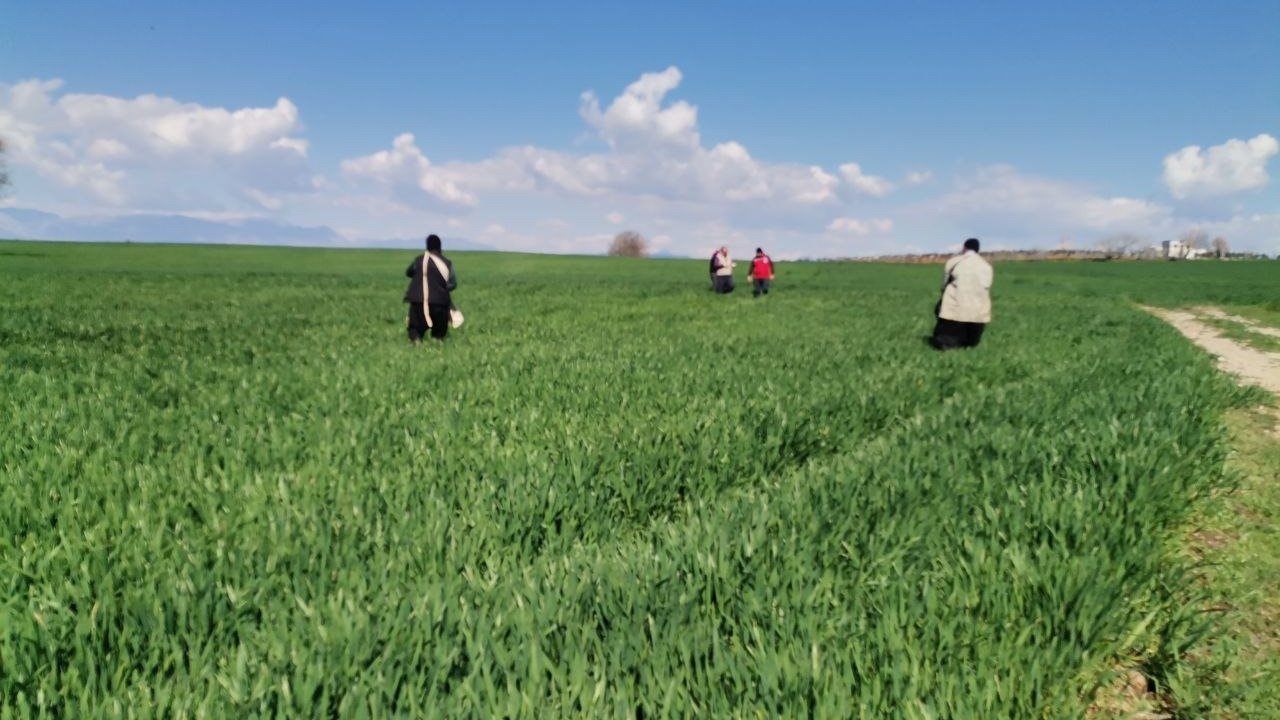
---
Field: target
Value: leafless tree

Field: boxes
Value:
[1178,229,1208,258]
[608,230,649,257]
[1097,233,1146,259]
[1211,236,1230,259]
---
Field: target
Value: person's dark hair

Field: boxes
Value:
[963,238,980,252]
[426,234,442,253]
[755,247,764,254]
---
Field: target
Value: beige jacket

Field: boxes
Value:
[714,251,735,276]
[938,250,993,324]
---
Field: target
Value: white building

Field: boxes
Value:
[1161,240,1209,260]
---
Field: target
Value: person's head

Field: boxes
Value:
[426,234,442,253]
[720,245,729,254]
[963,237,980,253]
[755,247,764,255]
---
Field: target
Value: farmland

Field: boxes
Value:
[1,240,1276,717]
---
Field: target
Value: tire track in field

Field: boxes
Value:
[1142,306,1280,397]
[1192,306,1280,340]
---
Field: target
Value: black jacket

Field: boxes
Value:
[404,253,457,306]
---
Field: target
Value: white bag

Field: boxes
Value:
[449,308,464,328]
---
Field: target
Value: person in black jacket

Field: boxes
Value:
[404,234,457,342]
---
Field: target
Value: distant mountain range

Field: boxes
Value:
[0,207,493,251]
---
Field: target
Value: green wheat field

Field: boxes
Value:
[1,240,1277,718]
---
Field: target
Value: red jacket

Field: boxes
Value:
[750,255,774,280]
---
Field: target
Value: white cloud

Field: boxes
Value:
[341,132,476,207]
[890,164,1280,254]
[344,67,841,214]
[838,163,894,197]
[827,216,894,235]
[579,67,699,152]
[836,164,932,197]
[11,72,1273,258]
[924,165,1170,232]
[87,138,130,160]
[0,78,312,208]
[1162,133,1278,199]
[270,137,309,156]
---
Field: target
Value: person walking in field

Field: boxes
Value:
[712,246,735,294]
[747,247,775,298]
[930,237,993,350]
[404,234,457,343]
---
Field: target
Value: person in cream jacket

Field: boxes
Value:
[930,238,993,350]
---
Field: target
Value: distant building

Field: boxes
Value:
[1161,240,1209,260]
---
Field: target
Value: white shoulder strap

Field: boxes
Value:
[428,254,450,282]
[420,254,450,328]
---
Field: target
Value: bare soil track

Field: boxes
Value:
[1142,306,1280,400]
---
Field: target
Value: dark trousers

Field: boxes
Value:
[408,303,451,342]
[713,275,734,294]
[407,302,428,342]
[930,318,985,350]
[427,304,450,340]
[752,279,771,297]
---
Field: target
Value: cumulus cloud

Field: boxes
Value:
[1162,133,1278,199]
[341,133,476,207]
[87,138,130,160]
[579,67,699,152]
[344,67,842,213]
[838,163,894,197]
[0,78,311,208]
[20,71,1269,258]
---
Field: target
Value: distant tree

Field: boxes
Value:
[1097,233,1145,259]
[1211,236,1230,259]
[0,136,9,195]
[608,230,649,257]
[1178,229,1208,258]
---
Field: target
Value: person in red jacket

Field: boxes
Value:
[747,247,775,298]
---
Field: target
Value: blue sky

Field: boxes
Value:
[2,0,1277,256]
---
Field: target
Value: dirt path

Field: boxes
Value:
[1193,306,1280,340]
[1142,305,1280,396]
[1134,307,1280,717]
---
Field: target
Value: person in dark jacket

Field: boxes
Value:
[404,234,457,342]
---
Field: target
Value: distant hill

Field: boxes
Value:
[0,207,493,251]
[387,236,493,252]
